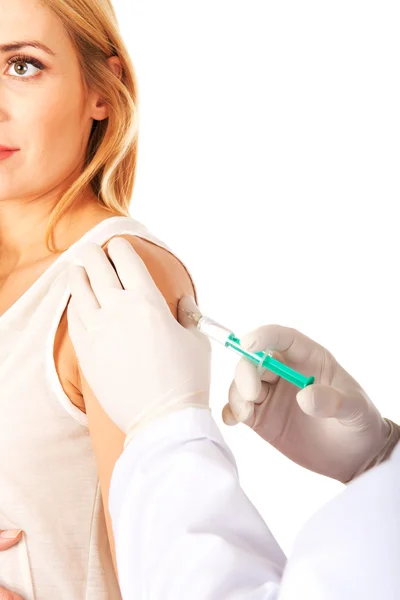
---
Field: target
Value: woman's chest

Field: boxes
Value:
[0,268,85,413]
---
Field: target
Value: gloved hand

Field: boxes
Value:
[222,324,396,483]
[66,238,211,446]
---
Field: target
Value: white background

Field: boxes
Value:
[114,1,400,555]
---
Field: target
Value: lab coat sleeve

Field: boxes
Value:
[109,407,286,600]
[278,440,400,600]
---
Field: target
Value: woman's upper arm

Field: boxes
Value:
[77,234,197,575]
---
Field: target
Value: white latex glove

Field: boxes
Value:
[66,238,211,445]
[223,325,394,483]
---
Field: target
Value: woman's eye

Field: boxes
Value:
[5,55,46,80]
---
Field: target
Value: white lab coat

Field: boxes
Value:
[109,407,400,599]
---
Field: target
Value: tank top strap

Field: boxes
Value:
[66,216,173,256]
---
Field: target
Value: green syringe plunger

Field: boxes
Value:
[225,334,315,389]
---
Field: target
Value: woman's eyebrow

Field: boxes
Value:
[0,40,56,56]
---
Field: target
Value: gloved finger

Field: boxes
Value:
[296,383,363,421]
[221,362,269,426]
[240,324,318,366]
[76,242,124,307]
[224,376,273,426]
[222,402,241,426]
[107,238,163,298]
[67,296,90,339]
[107,238,173,316]
[235,357,278,401]
[222,380,255,426]
[67,264,101,330]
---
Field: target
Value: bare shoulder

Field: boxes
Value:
[102,234,198,309]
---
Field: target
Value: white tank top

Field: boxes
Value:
[0,216,196,599]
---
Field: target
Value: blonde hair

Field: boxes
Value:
[40,0,139,252]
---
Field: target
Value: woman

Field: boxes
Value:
[0,0,195,597]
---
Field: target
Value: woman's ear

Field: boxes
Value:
[91,56,123,121]
[106,56,123,81]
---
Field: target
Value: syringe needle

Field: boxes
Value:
[168,304,315,388]
[167,302,203,324]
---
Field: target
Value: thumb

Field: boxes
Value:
[0,530,23,551]
[296,384,359,420]
[222,402,241,426]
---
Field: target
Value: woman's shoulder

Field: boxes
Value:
[58,228,197,402]
[102,233,197,304]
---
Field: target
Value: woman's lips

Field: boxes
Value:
[0,149,19,161]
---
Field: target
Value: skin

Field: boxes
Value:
[0,587,23,600]
[0,0,197,591]
[0,0,122,263]
[0,533,23,599]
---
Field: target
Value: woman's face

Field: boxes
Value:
[0,0,119,207]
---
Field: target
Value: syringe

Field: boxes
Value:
[180,308,315,389]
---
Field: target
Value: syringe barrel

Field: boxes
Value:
[196,315,234,345]
[197,314,315,388]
